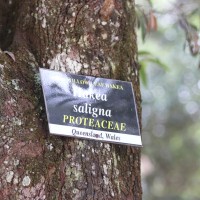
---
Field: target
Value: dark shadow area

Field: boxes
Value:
[0,0,19,50]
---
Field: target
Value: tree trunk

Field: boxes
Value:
[0,0,142,199]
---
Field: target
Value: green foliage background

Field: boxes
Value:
[137,0,200,199]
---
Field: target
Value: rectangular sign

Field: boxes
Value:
[40,68,142,146]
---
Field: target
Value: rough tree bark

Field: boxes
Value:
[0,0,142,199]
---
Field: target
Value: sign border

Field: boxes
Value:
[39,68,142,147]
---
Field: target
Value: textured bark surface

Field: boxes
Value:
[0,0,142,199]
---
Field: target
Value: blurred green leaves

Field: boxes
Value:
[136,5,148,41]
[136,1,200,200]
[139,50,168,86]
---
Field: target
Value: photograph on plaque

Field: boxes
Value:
[40,68,142,146]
